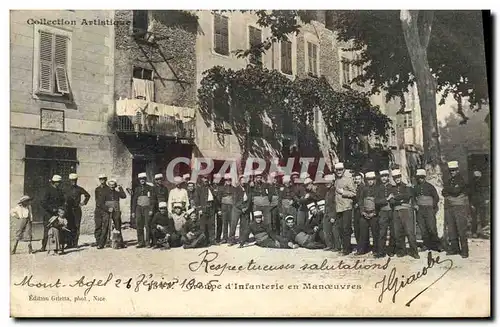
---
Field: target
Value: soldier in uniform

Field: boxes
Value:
[305,201,325,246]
[333,163,357,255]
[413,169,442,251]
[229,175,252,245]
[389,169,419,259]
[40,175,66,252]
[357,172,381,257]
[168,176,189,214]
[100,178,127,249]
[375,170,396,257]
[64,173,91,248]
[239,211,290,248]
[278,175,299,236]
[251,171,270,226]
[267,172,281,235]
[131,172,157,248]
[469,170,489,238]
[442,161,469,258]
[152,201,181,249]
[153,173,169,213]
[212,173,223,244]
[196,173,216,245]
[94,174,109,246]
[182,173,191,189]
[283,212,324,250]
[217,173,234,244]
[352,172,365,247]
[297,177,319,228]
[181,208,206,249]
[186,180,197,209]
[323,174,341,252]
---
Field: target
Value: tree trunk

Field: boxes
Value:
[400,10,445,236]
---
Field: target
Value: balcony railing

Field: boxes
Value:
[114,114,195,140]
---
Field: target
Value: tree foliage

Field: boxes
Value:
[198,64,392,162]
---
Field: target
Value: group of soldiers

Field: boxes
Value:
[11,158,488,258]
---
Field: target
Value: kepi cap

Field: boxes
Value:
[473,170,482,177]
[391,169,401,177]
[285,215,295,222]
[307,202,317,210]
[253,211,263,217]
[51,175,62,182]
[154,173,163,179]
[158,202,167,208]
[379,170,389,176]
[416,169,426,177]
[98,174,107,179]
[69,173,78,180]
[18,195,31,204]
[365,171,376,179]
[138,172,147,179]
[303,177,313,185]
[447,161,459,169]
[334,162,344,169]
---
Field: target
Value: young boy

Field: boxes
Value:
[47,207,71,255]
[152,202,181,249]
[11,195,33,255]
[181,208,206,249]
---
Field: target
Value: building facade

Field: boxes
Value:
[10,10,116,235]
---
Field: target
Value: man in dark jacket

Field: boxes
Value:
[413,169,442,252]
[186,180,197,210]
[357,172,381,257]
[65,173,90,248]
[283,214,323,249]
[181,208,206,249]
[251,172,270,226]
[131,172,157,248]
[153,173,169,213]
[352,172,365,247]
[297,177,320,228]
[100,178,127,249]
[152,202,181,249]
[469,170,489,238]
[217,173,234,244]
[375,170,396,257]
[442,161,469,258]
[229,175,252,245]
[267,172,281,235]
[196,173,216,245]
[94,174,110,246]
[239,210,290,248]
[390,169,419,259]
[40,175,66,252]
[323,174,341,251]
[279,175,299,236]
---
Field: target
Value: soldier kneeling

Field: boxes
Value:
[181,208,207,249]
[283,215,324,249]
[239,211,292,249]
[151,202,181,249]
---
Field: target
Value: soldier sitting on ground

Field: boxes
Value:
[151,202,181,249]
[239,211,292,249]
[180,208,206,249]
[283,215,324,249]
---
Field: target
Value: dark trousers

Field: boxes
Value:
[358,216,380,254]
[219,203,232,242]
[270,206,280,235]
[471,202,487,234]
[229,207,250,243]
[256,237,288,249]
[446,205,469,255]
[378,210,395,255]
[136,205,152,246]
[201,206,216,244]
[393,208,418,254]
[297,210,307,228]
[416,206,441,250]
[94,209,103,244]
[67,206,82,247]
[98,212,112,248]
[182,233,206,248]
[215,207,223,242]
[153,228,181,247]
[336,210,353,253]
[322,214,334,248]
[353,207,361,246]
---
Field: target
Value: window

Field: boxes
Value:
[133,67,153,80]
[307,42,318,76]
[403,112,413,128]
[133,10,149,32]
[248,26,262,65]
[213,14,229,56]
[281,40,292,75]
[34,26,71,97]
[23,146,78,222]
[341,57,350,85]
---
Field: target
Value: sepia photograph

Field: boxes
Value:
[8,8,491,317]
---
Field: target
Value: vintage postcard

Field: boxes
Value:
[9,9,491,317]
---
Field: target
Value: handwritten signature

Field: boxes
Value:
[374,251,454,306]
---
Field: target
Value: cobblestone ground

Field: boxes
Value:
[10,228,490,317]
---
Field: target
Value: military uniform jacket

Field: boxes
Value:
[239,221,279,245]
[297,186,320,211]
[152,212,177,234]
[131,184,157,212]
[65,185,90,209]
[234,185,252,212]
[41,185,66,218]
[181,218,203,237]
[103,187,127,211]
[195,184,216,211]
[413,181,439,209]
[187,190,197,209]
[251,182,268,197]
[216,184,234,205]
[469,178,488,204]
[357,184,378,213]
[94,185,111,212]
[391,183,413,208]
[375,182,396,209]
[283,225,314,243]
[442,174,468,206]
[305,211,323,230]
[153,184,169,209]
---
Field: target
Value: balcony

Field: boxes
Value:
[114,99,195,142]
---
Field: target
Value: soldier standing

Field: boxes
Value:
[442,161,469,258]
[267,172,281,235]
[375,170,396,257]
[131,172,157,248]
[323,174,340,252]
[186,180,197,209]
[333,163,357,255]
[278,175,299,236]
[357,172,381,257]
[390,169,419,259]
[64,173,90,248]
[469,170,489,238]
[40,175,66,252]
[229,175,252,245]
[101,178,127,249]
[352,172,364,247]
[217,173,234,244]
[251,171,270,226]
[168,176,189,214]
[414,169,442,251]
[153,173,169,213]
[94,174,109,246]
[212,173,223,244]
[196,173,216,245]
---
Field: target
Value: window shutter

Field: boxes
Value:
[54,34,69,94]
[39,31,54,93]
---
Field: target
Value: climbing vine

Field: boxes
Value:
[198,64,392,163]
